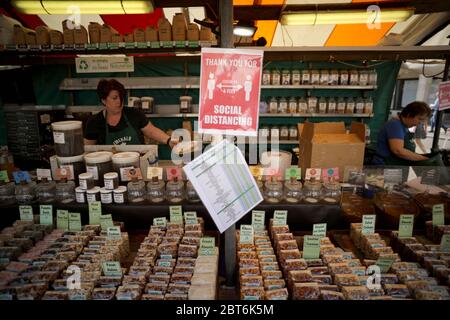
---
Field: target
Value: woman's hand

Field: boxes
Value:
[169,139,178,149]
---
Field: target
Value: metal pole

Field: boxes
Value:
[431,54,449,152]
[219,0,236,287]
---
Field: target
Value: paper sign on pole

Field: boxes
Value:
[183,140,263,233]
[198,48,263,137]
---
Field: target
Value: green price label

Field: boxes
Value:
[240,225,254,244]
[39,205,53,225]
[441,234,450,252]
[56,210,69,230]
[19,205,33,221]
[150,41,160,49]
[170,206,183,223]
[398,214,414,238]
[303,235,321,259]
[376,257,395,273]
[89,202,102,225]
[432,204,445,226]
[285,167,301,181]
[184,211,198,225]
[100,214,114,231]
[153,217,167,227]
[102,261,122,277]
[313,223,327,238]
[199,237,215,256]
[273,210,287,226]
[362,215,376,235]
[0,170,9,183]
[252,210,265,230]
[69,212,82,231]
[107,227,122,240]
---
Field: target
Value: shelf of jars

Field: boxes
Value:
[144,113,374,118]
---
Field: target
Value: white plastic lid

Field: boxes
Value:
[104,172,119,179]
[100,187,112,194]
[113,186,127,193]
[84,151,113,164]
[57,154,85,164]
[112,152,140,165]
[51,120,82,131]
[75,187,85,193]
[79,172,93,180]
[180,96,192,101]
[86,186,101,194]
[141,97,154,101]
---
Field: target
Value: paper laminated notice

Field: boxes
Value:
[183,140,263,233]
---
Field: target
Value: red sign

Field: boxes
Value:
[198,48,263,137]
[439,81,450,111]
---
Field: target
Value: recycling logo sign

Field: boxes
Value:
[79,60,88,70]
[75,57,134,73]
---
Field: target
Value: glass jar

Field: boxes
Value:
[339,70,349,85]
[284,177,302,203]
[288,97,298,113]
[36,178,56,203]
[75,187,86,204]
[322,177,341,205]
[57,155,85,185]
[318,97,327,114]
[270,126,280,140]
[112,152,140,183]
[127,177,146,203]
[289,126,298,140]
[268,97,278,114]
[51,121,84,157]
[307,97,318,114]
[346,97,355,114]
[280,126,289,140]
[303,178,323,204]
[337,97,346,114]
[140,97,154,114]
[166,177,184,203]
[368,69,377,86]
[0,181,15,205]
[271,70,281,85]
[330,69,339,85]
[104,172,119,190]
[86,186,101,203]
[78,172,95,190]
[310,69,320,85]
[113,186,128,204]
[55,179,76,204]
[186,181,200,203]
[256,178,264,195]
[262,69,271,85]
[319,70,329,85]
[180,96,193,113]
[349,70,359,85]
[100,187,113,204]
[15,181,37,205]
[281,69,291,85]
[298,97,308,114]
[364,97,374,114]
[84,151,113,187]
[355,98,365,114]
[301,69,311,85]
[278,97,288,114]
[291,69,301,85]
[259,101,268,114]
[359,70,369,86]
[147,176,165,203]
[259,125,270,139]
[327,97,337,114]
[264,177,283,203]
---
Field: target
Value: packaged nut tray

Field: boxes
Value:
[92,287,117,300]
[292,282,320,300]
[41,290,69,300]
[265,288,289,300]
[341,286,370,300]
[321,290,344,300]
[115,284,142,300]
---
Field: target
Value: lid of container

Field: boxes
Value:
[84,151,113,164]
[113,186,127,193]
[180,96,192,101]
[79,172,93,180]
[86,186,101,194]
[111,152,140,164]
[100,187,112,194]
[57,154,85,164]
[75,187,85,193]
[51,120,82,131]
[141,97,154,101]
[104,172,119,179]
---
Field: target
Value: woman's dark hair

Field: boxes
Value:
[97,79,126,105]
[400,101,432,118]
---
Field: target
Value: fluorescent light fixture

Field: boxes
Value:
[12,0,154,14]
[281,9,414,25]
[233,21,257,37]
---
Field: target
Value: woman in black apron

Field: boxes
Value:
[84,79,176,148]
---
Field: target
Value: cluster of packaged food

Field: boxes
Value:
[236,224,288,300]
[350,223,399,261]
[187,250,219,300]
[425,221,450,244]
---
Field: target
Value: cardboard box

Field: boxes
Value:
[157,18,172,42]
[35,26,50,45]
[187,23,199,41]
[123,33,134,42]
[133,28,145,43]
[74,25,88,44]
[298,122,366,181]
[63,29,74,44]
[172,13,187,41]
[145,26,158,42]
[111,33,123,43]
[13,24,26,45]
[200,27,214,41]
[49,30,63,45]
[88,22,101,43]
[25,31,36,45]
[100,25,112,43]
